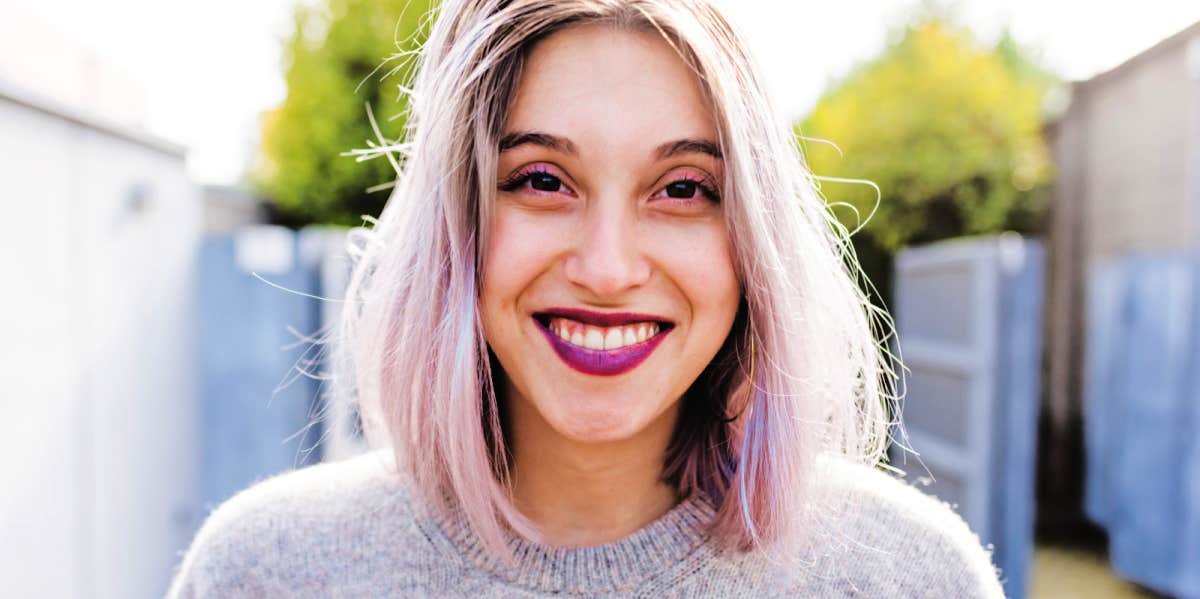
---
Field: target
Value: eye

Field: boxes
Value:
[665,180,700,198]
[498,164,576,197]
[653,174,720,203]
[529,172,563,192]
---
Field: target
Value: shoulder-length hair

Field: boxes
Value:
[340,0,897,561]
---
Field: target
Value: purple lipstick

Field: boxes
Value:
[534,308,673,376]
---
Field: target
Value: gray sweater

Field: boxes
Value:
[167,449,1005,597]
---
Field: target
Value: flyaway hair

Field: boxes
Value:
[338,0,901,563]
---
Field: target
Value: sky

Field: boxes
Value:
[4,0,1200,185]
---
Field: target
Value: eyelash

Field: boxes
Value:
[498,165,721,203]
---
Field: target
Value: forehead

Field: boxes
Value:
[505,23,717,154]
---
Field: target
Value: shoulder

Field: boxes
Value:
[166,449,428,598]
[802,456,1006,598]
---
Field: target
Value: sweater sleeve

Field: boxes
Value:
[165,481,290,599]
[165,451,410,598]
[813,460,1007,598]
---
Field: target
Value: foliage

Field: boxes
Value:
[255,0,434,227]
[800,20,1055,258]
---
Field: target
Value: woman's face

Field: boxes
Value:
[480,24,740,445]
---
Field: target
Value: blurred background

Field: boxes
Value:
[2,0,1199,597]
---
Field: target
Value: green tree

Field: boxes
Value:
[800,20,1055,304]
[256,0,434,227]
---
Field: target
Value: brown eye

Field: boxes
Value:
[666,181,698,198]
[530,173,563,192]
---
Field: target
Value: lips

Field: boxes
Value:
[533,308,673,376]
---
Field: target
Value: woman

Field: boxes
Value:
[169,0,1004,596]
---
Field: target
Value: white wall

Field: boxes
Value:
[0,91,201,599]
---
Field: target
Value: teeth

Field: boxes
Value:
[584,328,604,350]
[548,317,663,351]
[603,328,622,350]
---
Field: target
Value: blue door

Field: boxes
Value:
[197,226,324,514]
[892,235,1044,598]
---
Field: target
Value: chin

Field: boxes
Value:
[538,389,666,444]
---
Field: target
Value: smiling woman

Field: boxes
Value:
[168,1,1005,597]
[481,25,743,546]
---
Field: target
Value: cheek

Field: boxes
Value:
[645,220,739,325]
[480,208,569,326]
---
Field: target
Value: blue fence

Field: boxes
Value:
[197,227,326,513]
[893,234,1044,599]
[1084,252,1200,599]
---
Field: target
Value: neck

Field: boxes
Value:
[505,393,682,547]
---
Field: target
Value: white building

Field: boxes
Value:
[0,80,202,598]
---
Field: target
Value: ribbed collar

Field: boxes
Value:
[420,493,717,595]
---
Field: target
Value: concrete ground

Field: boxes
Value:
[1028,544,1167,599]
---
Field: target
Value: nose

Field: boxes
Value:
[562,195,651,298]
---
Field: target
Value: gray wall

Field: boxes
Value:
[1046,25,1200,429]
[1057,28,1199,262]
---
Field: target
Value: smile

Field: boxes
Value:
[533,308,673,376]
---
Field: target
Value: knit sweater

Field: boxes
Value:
[167,449,1005,598]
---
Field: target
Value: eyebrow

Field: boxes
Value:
[498,131,578,156]
[498,130,723,161]
[654,139,723,161]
